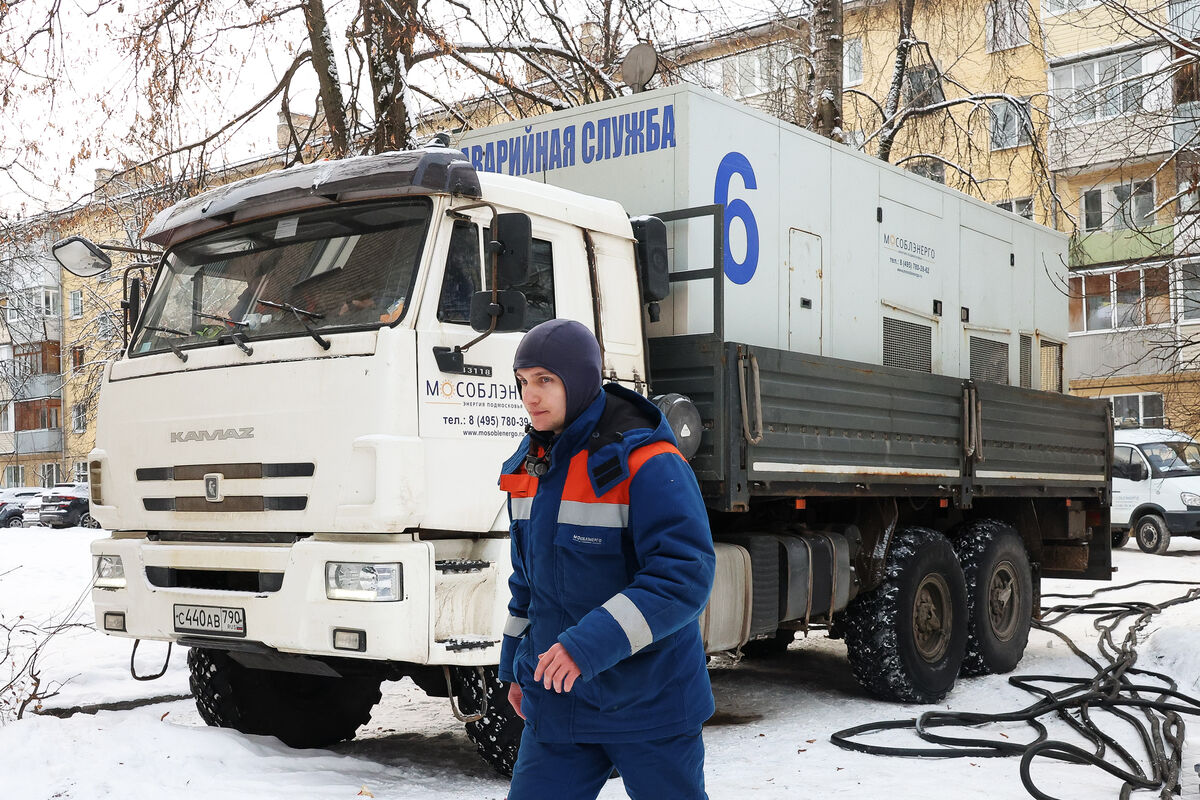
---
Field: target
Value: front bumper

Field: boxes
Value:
[90,534,509,666]
[1163,510,1200,534]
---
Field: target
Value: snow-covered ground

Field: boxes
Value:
[2,527,1199,800]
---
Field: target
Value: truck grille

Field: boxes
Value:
[138,462,313,513]
[145,566,284,592]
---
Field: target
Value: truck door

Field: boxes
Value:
[1111,444,1150,525]
[413,211,594,532]
[788,229,823,354]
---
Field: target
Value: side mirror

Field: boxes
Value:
[492,213,532,286]
[630,216,670,303]
[51,237,111,277]
[1131,461,1149,482]
[122,277,142,338]
[470,289,526,333]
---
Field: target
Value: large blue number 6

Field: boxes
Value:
[714,151,759,285]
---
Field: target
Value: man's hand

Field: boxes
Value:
[533,643,581,693]
[507,681,525,719]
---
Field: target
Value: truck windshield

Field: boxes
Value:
[132,199,430,357]
[1140,441,1200,477]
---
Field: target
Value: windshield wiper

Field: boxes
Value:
[143,326,191,362]
[195,311,250,328]
[256,298,330,350]
[220,330,254,357]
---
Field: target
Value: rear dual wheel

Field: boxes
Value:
[952,521,1033,676]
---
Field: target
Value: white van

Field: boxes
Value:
[1112,428,1200,553]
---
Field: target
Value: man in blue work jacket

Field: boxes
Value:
[499,318,717,800]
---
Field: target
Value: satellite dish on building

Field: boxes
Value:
[621,43,658,94]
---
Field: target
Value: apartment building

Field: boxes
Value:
[0,224,66,488]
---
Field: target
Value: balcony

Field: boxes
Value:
[11,373,62,401]
[1069,224,1174,268]
[14,428,63,454]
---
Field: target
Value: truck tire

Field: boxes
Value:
[187,647,381,748]
[1134,514,1171,555]
[841,527,967,704]
[451,666,524,777]
[952,521,1032,676]
[1112,529,1130,549]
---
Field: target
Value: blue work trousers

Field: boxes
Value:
[507,726,707,800]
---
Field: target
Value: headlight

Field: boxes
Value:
[94,555,126,588]
[1181,492,1200,508]
[325,562,402,602]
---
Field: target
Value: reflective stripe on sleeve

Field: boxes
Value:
[557,500,629,528]
[510,497,533,520]
[602,593,653,655]
[504,615,530,638]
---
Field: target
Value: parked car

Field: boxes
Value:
[0,487,43,528]
[21,490,48,527]
[1112,427,1200,554]
[40,483,99,529]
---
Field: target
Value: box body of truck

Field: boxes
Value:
[73,85,1110,775]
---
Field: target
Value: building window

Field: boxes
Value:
[1069,266,1170,331]
[1170,0,1200,38]
[843,38,863,87]
[987,0,1030,51]
[69,290,83,319]
[40,288,59,317]
[1042,0,1099,16]
[1051,52,1150,126]
[905,158,946,184]
[72,347,86,371]
[1179,262,1200,320]
[74,461,88,483]
[0,402,12,433]
[39,463,63,488]
[98,312,121,340]
[904,64,945,106]
[710,45,799,100]
[4,465,24,488]
[5,294,20,323]
[996,198,1034,219]
[1080,181,1155,232]
[72,403,87,433]
[1110,393,1165,428]
[989,99,1032,150]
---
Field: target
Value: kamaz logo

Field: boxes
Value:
[170,428,255,443]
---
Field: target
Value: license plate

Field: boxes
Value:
[173,604,246,637]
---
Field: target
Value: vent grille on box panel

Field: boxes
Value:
[970,336,1010,385]
[882,317,933,373]
[1019,335,1033,388]
[1041,341,1064,393]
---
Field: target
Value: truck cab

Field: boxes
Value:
[1112,427,1200,554]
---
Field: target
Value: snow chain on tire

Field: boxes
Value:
[951,519,1033,677]
[841,527,968,704]
[450,665,524,777]
[187,647,382,749]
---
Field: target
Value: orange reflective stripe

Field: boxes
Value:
[628,441,680,477]
[500,473,539,497]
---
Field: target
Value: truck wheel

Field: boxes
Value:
[841,527,967,703]
[952,521,1032,676]
[187,647,381,748]
[1112,529,1130,549]
[450,666,524,777]
[1134,514,1171,555]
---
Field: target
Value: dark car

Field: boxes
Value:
[0,488,43,528]
[39,483,100,529]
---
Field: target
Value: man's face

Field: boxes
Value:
[516,366,567,434]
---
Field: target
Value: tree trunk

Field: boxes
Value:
[876,0,917,162]
[811,0,844,140]
[302,0,350,156]
[361,0,418,153]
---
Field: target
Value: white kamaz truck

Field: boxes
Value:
[56,85,1112,776]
